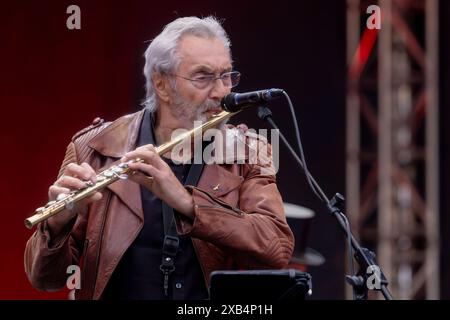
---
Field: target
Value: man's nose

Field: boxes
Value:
[209,78,231,101]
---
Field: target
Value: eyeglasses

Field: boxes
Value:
[172,71,241,90]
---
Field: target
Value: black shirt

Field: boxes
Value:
[102,109,209,300]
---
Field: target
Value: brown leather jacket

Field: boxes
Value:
[24,110,294,300]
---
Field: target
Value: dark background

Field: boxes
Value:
[0,0,446,299]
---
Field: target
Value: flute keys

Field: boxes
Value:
[112,166,123,173]
[56,193,67,201]
[46,200,56,207]
[85,181,95,187]
[103,170,114,178]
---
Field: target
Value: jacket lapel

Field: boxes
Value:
[88,109,146,220]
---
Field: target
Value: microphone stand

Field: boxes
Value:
[256,105,393,300]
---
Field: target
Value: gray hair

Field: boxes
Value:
[142,16,231,111]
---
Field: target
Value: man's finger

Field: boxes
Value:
[65,163,92,181]
[86,192,103,203]
[48,185,71,200]
[127,171,155,189]
[124,150,166,170]
[80,162,97,183]
[127,162,160,178]
[56,175,88,189]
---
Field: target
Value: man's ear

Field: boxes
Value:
[152,72,172,103]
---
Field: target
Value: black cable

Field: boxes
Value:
[262,92,356,298]
[282,91,325,203]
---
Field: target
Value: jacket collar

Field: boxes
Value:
[88,109,146,158]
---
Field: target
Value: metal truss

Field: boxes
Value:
[345,0,439,299]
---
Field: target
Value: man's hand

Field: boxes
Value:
[121,144,194,219]
[47,162,102,236]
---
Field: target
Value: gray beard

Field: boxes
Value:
[169,93,222,129]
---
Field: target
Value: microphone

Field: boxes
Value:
[221,88,284,112]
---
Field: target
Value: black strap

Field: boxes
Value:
[160,162,205,296]
[161,162,205,234]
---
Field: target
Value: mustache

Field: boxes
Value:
[198,100,221,112]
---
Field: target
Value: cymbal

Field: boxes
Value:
[284,202,315,219]
[290,247,325,267]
